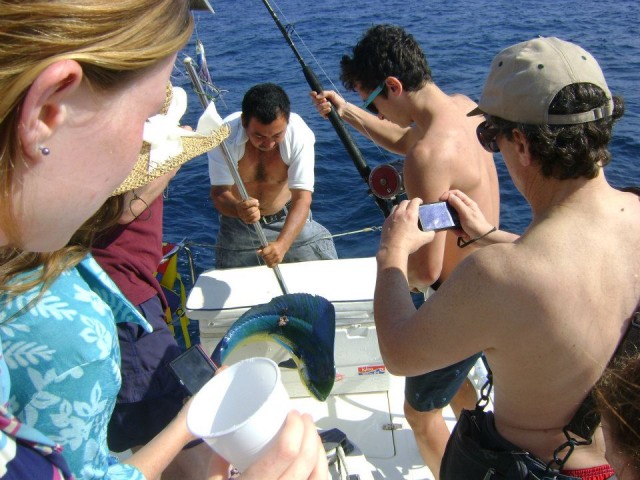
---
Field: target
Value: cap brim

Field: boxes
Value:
[467,106,485,117]
[112,123,230,196]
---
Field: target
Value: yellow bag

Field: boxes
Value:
[156,242,193,350]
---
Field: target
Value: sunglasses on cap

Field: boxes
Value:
[361,82,385,115]
[476,120,500,153]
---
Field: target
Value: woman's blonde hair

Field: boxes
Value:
[0,0,193,298]
[0,0,193,244]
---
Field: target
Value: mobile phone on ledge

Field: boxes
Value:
[168,344,217,395]
[418,201,461,231]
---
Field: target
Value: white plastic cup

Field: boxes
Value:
[186,357,290,472]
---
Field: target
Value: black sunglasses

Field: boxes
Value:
[476,120,500,153]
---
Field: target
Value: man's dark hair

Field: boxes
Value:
[340,24,432,97]
[241,83,291,127]
[491,83,625,180]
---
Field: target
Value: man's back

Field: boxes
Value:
[404,86,500,285]
[456,180,640,468]
[375,35,633,478]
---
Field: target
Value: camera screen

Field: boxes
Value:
[418,202,460,231]
[169,345,217,395]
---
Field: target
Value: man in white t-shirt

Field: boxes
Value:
[208,83,337,268]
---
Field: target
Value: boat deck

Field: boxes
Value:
[185,257,490,479]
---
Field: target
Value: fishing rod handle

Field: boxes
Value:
[302,73,392,217]
[301,65,372,177]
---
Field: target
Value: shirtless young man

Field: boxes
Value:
[209,83,337,269]
[311,24,499,478]
[375,37,634,480]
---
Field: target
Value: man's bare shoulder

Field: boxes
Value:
[404,122,491,189]
[447,241,541,302]
[405,138,449,172]
[449,92,478,109]
[402,141,455,204]
[412,101,485,164]
[454,241,515,277]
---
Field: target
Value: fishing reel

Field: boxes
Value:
[368,160,405,200]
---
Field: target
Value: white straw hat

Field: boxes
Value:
[112,83,229,195]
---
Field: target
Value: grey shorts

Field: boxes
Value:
[215,212,338,268]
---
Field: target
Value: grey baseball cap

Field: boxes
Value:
[468,37,613,125]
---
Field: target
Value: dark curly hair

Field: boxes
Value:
[241,83,290,126]
[594,351,640,475]
[489,83,625,180]
[340,24,432,97]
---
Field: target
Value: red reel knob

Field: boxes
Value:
[368,161,405,199]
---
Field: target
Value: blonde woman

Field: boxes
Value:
[0,2,327,480]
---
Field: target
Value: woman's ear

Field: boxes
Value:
[18,59,83,159]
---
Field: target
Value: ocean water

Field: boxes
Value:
[166,0,640,281]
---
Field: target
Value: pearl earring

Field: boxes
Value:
[39,146,50,156]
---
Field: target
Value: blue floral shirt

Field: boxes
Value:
[0,256,151,480]
[1,341,74,479]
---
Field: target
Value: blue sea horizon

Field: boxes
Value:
[166,0,640,280]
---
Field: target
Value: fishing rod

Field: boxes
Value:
[183,54,290,295]
[260,0,391,218]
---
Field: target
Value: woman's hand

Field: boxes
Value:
[241,410,328,480]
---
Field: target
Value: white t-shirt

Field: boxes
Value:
[208,111,315,192]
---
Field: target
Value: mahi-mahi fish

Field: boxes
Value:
[210,293,336,401]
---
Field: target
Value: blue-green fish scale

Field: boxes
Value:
[210,293,336,401]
